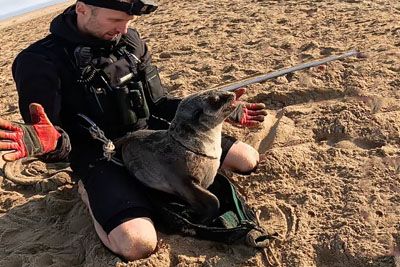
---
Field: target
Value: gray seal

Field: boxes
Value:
[120,89,236,223]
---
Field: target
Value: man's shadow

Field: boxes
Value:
[0,182,262,267]
[0,185,121,267]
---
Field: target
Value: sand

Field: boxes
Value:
[0,0,399,266]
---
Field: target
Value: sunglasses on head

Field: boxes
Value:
[80,0,158,15]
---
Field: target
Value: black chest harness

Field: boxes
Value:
[69,39,165,164]
[74,42,151,132]
[36,33,168,163]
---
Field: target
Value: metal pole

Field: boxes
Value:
[216,50,361,92]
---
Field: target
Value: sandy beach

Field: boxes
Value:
[0,0,399,266]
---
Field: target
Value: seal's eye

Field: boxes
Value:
[192,108,202,122]
[208,95,222,110]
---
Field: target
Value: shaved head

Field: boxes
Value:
[75,1,135,40]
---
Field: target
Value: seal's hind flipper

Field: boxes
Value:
[179,178,220,224]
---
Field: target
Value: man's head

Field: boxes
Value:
[76,0,134,41]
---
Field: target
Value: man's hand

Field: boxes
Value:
[0,103,61,161]
[227,88,267,128]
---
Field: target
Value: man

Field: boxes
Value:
[0,0,267,261]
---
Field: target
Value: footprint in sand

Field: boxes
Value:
[254,200,298,241]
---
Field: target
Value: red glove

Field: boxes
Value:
[227,88,267,128]
[0,103,61,161]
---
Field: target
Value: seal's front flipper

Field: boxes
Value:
[180,178,220,224]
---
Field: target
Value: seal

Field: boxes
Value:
[120,89,236,223]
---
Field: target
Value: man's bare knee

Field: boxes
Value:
[222,141,259,174]
[236,148,259,174]
[78,181,156,260]
[244,145,259,170]
[108,218,157,261]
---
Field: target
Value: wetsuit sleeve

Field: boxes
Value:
[12,50,71,161]
[12,51,62,125]
[141,56,181,122]
[129,29,182,122]
[142,64,181,122]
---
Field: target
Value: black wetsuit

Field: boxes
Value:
[12,6,236,233]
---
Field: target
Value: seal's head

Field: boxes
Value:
[172,89,236,130]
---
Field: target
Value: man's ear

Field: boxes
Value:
[75,1,88,16]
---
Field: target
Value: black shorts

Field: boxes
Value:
[82,134,237,234]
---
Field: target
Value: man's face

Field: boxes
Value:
[77,3,135,41]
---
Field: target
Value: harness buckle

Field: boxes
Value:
[77,114,123,166]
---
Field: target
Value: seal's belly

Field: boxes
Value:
[186,152,220,189]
